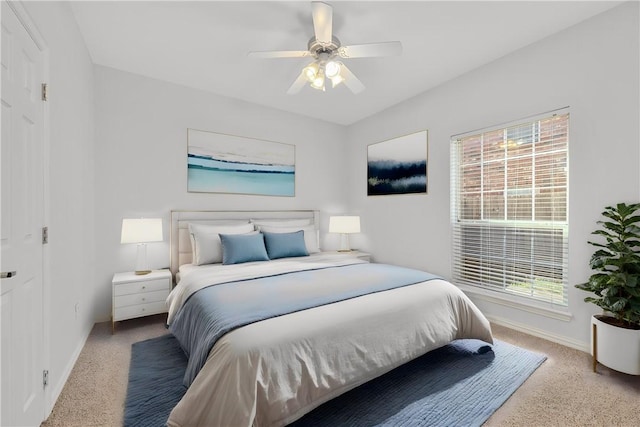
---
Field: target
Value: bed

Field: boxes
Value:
[165,210,493,427]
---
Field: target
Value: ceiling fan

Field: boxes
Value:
[248,1,402,94]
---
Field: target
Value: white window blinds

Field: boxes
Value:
[450,111,569,305]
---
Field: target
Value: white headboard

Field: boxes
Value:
[170,210,320,279]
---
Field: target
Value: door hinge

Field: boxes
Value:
[43,370,49,387]
[42,226,48,244]
[41,83,48,101]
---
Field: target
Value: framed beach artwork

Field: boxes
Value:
[187,129,295,196]
[367,130,428,196]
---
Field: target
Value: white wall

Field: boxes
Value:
[93,66,348,321]
[22,0,97,415]
[345,2,640,349]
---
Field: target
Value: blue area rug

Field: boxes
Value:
[124,335,545,427]
[124,335,187,427]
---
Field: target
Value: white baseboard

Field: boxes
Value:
[45,322,93,416]
[487,314,589,353]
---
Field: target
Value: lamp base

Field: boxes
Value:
[338,233,351,252]
[134,244,151,275]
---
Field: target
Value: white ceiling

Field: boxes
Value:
[70,1,621,125]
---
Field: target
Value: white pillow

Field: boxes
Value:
[251,218,312,228]
[189,222,255,265]
[259,225,320,254]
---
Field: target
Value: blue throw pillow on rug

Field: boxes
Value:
[219,233,270,265]
[263,230,309,260]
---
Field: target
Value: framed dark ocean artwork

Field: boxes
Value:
[187,129,295,196]
[367,130,428,196]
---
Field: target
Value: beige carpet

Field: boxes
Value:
[42,316,640,427]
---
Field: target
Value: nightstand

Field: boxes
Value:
[112,269,172,333]
[329,250,371,262]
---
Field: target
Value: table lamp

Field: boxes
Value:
[120,218,163,275]
[329,216,361,252]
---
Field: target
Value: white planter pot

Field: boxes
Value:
[591,315,640,375]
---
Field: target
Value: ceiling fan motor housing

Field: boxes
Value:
[308,36,341,60]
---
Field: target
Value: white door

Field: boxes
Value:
[1,1,46,425]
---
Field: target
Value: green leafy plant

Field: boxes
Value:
[575,203,640,329]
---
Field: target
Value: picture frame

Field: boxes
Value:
[187,129,295,196]
[367,130,428,196]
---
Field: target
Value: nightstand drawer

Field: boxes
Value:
[115,289,169,308]
[113,278,170,296]
[114,301,167,321]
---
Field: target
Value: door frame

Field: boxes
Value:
[5,0,51,419]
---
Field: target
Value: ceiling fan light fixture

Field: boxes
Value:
[310,70,326,91]
[330,75,344,88]
[303,63,320,82]
[325,60,341,78]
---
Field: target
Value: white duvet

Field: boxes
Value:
[166,255,493,427]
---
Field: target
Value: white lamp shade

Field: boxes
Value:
[120,218,163,244]
[329,216,361,234]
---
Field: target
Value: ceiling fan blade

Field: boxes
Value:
[312,1,333,45]
[248,50,310,59]
[338,41,403,58]
[339,64,365,94]
[287,72,308,95]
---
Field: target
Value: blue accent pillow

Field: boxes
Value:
[262,230,309,260]
[219,233,269,265]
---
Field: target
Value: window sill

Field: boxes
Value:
[456,284,573,322]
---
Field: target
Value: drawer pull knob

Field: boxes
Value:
[142,286,146,289]
[142,298,146,301]
[141,308,145,312]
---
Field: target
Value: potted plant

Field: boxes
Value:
[575,202,640,375]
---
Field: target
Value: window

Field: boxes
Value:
[450,111,569,306]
